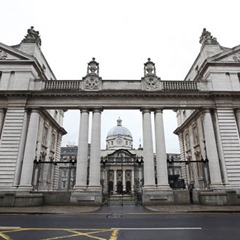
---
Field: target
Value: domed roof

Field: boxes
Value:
[107,118,132,138]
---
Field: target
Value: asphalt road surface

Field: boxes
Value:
[0,205,240,240]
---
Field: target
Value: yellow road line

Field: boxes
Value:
[109,229,119,240]
[0,232,12,240]
[0,228,115,240]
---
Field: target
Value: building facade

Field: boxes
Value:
[174,29,240,204]
[0,27,66,195]
[58,118,182,198]
[0,27,240,206]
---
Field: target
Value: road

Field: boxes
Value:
[0,205,239,240]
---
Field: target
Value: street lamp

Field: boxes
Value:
[134,156,144,205]
[100,157,108,205]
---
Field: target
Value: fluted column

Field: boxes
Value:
[75,109,89,189]
[142,110,155,187]
[19,110,40,189]
[88,109,102,189]
[154,110,170,189]
[203,110,223,188]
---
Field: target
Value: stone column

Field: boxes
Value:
[88,109,102,190]
[235,109,240,134]
[142,110,155,187]
[75,109,89,190]
[0,109,5,141]
[202,110,223,188]
[154,110,170,189]
[19,110,40,189]
[131,170,134,191]
[114,170,117,192]
[123,170,126,191]
[13,111,28,186]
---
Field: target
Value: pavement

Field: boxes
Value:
[1,204,240,215]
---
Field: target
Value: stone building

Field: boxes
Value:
[0,27,66,205]
[174,28,240,204]
[0,27,240,206]
[58,118,182,197]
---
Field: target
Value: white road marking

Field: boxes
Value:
[112,227,202,230]
[0,226,21,229]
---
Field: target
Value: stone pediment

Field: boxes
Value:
[210,45,240,63]
[0,43,32,61]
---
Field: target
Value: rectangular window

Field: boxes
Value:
[193,126,199,145]
[51,133,56,150]
[0,71,2,80]
[42,126,48,146]
[185,132,190,150]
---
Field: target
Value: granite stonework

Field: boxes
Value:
[0,27,240,206]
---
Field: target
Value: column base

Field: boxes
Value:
[198,189,239,205]
[157,184,171,190]
[209,183,225,190]
[87,185,102,192]
[142,186,174,205]
[70,188,102,206]
[17,185,33,192]
[73,185,88,191]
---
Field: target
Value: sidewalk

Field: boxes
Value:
[145,204,240,213]
[0,204,240,215]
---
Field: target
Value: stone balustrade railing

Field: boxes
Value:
[43,80,199,91]
[44,80,81,91]
[162,81,198,91]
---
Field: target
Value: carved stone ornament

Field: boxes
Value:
[143,76,160,90]
[199,28,218,45]
[232,53,240,63]
[83,76,101,90]
[22,26,42,46]
[0,49,7,60]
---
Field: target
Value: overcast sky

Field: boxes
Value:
[1,0,240,153]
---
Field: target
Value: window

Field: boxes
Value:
[193,126,199,145]
[185,132,190,150]
[51,133,56,150]
[0,71,2,80]
[42,126,48,146]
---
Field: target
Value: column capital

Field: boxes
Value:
[141,109,151,114]
[79,108,89,113]
[92,108,103,114]
[154,109,163,114]
[202,109,212,114]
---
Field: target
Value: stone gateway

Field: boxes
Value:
[0,28,240,206]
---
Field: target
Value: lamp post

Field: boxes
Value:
[100,157,108,205]
[134,156,144,205]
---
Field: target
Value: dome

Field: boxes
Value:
[107,118,132,138]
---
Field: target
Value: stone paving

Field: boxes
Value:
[0,204,240,215]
